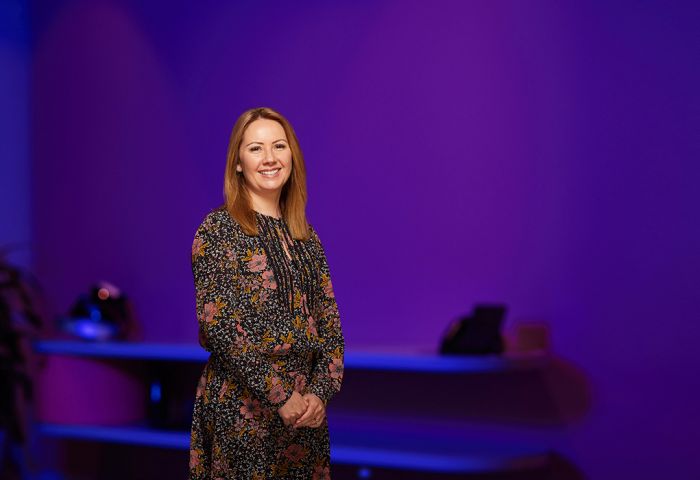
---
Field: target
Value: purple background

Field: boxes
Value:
[3,0,697,478]
[1,0,30,270]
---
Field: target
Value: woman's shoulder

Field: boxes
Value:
[305,223,328,255]
[195,206,242,241]
[306,222,321,243]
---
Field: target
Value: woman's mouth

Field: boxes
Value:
[259,168,281,178]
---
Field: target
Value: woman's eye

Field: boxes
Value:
[275,144,286,150]
[250,146,261,152]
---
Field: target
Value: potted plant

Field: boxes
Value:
[0,246,45,480]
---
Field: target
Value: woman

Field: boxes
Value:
[189,107,344,479]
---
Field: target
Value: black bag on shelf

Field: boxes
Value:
[440,304,506,355]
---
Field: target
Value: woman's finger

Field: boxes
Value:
[311,411,325,426]
[294,411,315,427]
[295,407,321,427]
[295,406,315,424]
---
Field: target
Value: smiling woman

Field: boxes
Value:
[236,119,293,209]
[189,107,344,479]
[222,108,310,241]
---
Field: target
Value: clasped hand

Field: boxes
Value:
[277,391,325,428]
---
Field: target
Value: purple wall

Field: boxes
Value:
[1,0,31,269]
[30,0,699,478]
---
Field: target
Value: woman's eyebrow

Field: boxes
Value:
[245,139,287,147]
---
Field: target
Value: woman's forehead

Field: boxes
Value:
[243,119,287,142]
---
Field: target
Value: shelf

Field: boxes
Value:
[331,445,548,473]
[36,423,550,473]
[34,340,207,362]
[33,340,547,373]
[37,423,188,450]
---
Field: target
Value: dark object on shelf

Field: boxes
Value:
[0,245,46,479]
[440,304,507,355]
[59,282,137,341]
[147,378,167,428]
[146,374,194,430]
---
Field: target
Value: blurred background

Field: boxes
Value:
[1,0,698,479]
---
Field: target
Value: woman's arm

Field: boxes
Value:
[192,214,293,410]
[306,226,345,405]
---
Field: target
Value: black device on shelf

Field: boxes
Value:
[440,304,507,355]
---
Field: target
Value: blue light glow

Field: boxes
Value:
[150,381,161,403]
[357,467,372,478]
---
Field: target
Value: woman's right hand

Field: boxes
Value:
[277,391,308,426]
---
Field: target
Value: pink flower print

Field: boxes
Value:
[240,397,262,419]
[262,269,277,289]
[273,343,291,354]
[267,381,286,404]
[284,444,307,463]
[323,277,334,298]
[234,335,249,351]
[235,322,247,335]
[329,357,344,380]
[323,304,338,320]
[307,316,318,337]
[313,464,330,480]
[189,449,201,470]
[247,253,267,272]
[191,237,204,258]
[254,424,268,439]
[195,373,206,398]
[240,275,260,292]
[212,456,227,476]
[300,293,310,314]
[294,374,307,393]
[234,416,246,431]
[202,302,219,324]
[218,380,230,400]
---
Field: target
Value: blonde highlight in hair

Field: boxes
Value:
[223,107,310,240]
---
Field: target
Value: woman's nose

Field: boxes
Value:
[263,147,277,162]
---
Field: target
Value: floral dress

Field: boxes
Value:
[188,207,344,479]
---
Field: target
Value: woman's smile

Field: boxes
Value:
[259,168,281,177]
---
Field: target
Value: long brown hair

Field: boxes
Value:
[223,107,310,240]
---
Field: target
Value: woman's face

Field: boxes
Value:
[237,118,293,198]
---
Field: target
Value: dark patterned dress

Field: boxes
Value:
[188,207,344,479]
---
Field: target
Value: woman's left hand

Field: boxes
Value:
[293,393,325,428]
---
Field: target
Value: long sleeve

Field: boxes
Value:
[191,215,293,410]
[307,226,345,405]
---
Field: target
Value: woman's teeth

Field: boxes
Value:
[259,168,281,177]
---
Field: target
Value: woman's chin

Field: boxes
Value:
[253,181,286,195]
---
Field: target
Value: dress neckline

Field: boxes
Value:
[255,210,284,221]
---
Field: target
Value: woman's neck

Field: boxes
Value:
[249,190,282,218]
